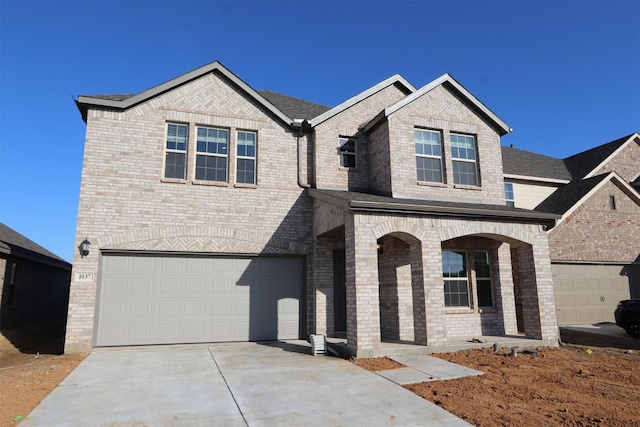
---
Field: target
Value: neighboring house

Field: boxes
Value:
[503,133,640,326]
[0,223,71,329]
[67,61,560,356]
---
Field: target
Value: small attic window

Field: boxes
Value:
[609,195,616,210]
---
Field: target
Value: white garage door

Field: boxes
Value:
[96,254,304,346]
[553,263,633,325]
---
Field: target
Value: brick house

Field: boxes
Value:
[67,61,560,356]
[503,133,640,326]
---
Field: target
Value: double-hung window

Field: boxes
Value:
[165,124,188,179]
[442,251,470,307]
[504,182,515,207]
[196,127,229,182]
[415,129,443,183]
[474,251,493,307]
[338,138,356,168]
[236,131,257,184]
[450,133,478,186]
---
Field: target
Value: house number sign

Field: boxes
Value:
[75,271,95,283]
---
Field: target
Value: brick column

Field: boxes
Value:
[311,238,333,335]
[345,214,381,357]
[409,242,427,345]
[422,235,447,346]
[496,242,518,335]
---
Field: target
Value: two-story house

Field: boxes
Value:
[67,61,560,356]
[503,133,640,326]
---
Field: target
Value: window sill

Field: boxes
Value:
[453,184,482,191]
[192,180,230,187]
[161,178,187,184]
[417,181,447,188]
[233,183,258,189]
[445,308,474,314]
[339,167,359,172]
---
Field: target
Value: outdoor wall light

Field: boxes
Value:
[79,238,91,257]
[376,243,384,255]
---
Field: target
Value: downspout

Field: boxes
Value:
[293,119,311,188]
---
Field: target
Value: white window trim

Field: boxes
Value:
[164,123,189,180]
[415,129,444,183]
[338,137,357,169]
[195,126,229,183]
[236,130,257,185]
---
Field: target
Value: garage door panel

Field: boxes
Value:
[553,264,633,325]
[96,255,303,346]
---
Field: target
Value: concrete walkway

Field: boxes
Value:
[22,341,477,426]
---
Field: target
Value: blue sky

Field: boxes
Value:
[1,1,639,262]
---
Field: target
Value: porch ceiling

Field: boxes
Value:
[308,189,559,224]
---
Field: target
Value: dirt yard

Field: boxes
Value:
[356,330,640,427]
[1,325,639,426]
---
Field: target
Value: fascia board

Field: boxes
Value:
[556,172,640,227]
[503,173,570,184]
[309,74,416,128]
[361,73,511,136]
[583,133,640,179]
[76,60,293,125]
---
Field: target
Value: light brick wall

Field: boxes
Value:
[386,86,505,202]
[313,85,407,191]
[548,180,640,263]
[66,72,313,352]
[591,138,640,182]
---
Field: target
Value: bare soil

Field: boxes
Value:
[0,321,87,426]
[356,330,640,427]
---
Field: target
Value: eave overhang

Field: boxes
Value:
[308,189,559,224]
[75,60,294,125]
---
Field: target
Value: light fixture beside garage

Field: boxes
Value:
[78,238,91,257]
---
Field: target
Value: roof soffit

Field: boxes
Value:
[76,61,293,125]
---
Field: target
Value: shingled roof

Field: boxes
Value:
[257,90,331,121]
[501,146,571,181]
[534,173,609,215]
[563,133,637,181]
[0,223,71,268]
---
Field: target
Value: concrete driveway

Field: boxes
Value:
[22,341,472,426]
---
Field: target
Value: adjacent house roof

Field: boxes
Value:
[0,223,71,269]
[563,133,640,181]
[501,146,572,183]
[535,172,640,225]
[308,189,559,223]
[360,73,511,136]
[75,60,296,125]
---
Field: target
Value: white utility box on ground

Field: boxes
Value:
[309,334,326,356]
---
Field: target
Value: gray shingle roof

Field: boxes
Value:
[501,146,571,181]
[534,173,609,215]
[0,223,71,268]
[257,90,331,120]
[82,94,135,101]
[563,133,636,181]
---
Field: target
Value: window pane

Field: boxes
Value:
[415,130,441,156]
[442,251,466,278]
[453,160,477,186]
[167,124,188,151]
[236,158,256,184]
[341,153,356,168]
[165,152,186,179]
[195,154,227,182]
[416,157,442,183]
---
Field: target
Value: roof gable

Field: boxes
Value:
[75,61,295,125]
[309,74,416,128]
[535,172,640,224]
[0,223,71,268]
[563,133,640,181]
[360,73,511,136]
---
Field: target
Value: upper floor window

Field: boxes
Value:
[165,123,188,179]
[415,129,443,183]
[236,131,257,184]
[338,138,356,168]
[450,133,478,186]
[196,127,229,182]
[504,182,515,207]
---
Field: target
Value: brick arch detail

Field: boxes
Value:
[370,220,429,242]
[96,225,310,254]
[437,222,537,246]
